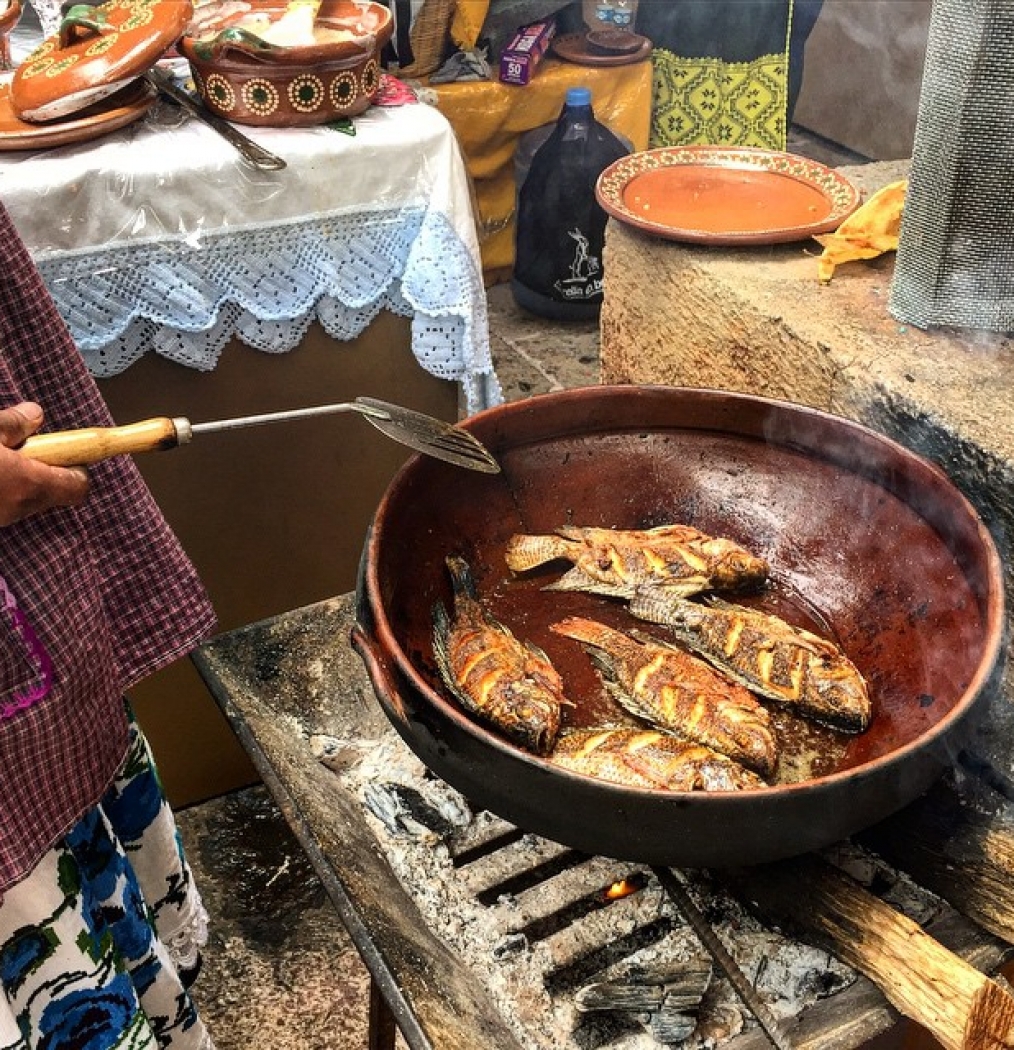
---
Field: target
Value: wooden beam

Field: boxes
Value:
[720,855,1014,1050]
[858,779,1014,946]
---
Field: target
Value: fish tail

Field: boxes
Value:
[445,554,478,600]
[629,590,693,627]
[505,534,570,571]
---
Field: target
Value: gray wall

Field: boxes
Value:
[793,0,931,160]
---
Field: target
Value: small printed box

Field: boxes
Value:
[500,20,556,86]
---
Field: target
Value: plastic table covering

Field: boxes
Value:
[0,88,500,413]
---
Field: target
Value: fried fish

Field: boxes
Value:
[551,616,777,777]
[505,524,768,599]
[432,555,565,755]
[550,728,765,792]
[629,593,872,733]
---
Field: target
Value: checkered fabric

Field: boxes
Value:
[0,201,216,894]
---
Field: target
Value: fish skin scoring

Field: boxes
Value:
[551,616,778,777]
[550,728,765,792]
[505,524,768,599]
[433,555,565,755]
[629,592,872,733]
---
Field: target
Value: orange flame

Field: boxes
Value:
[605,878,638,900]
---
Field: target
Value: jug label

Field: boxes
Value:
[553,228,604,302]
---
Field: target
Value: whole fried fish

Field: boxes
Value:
[551,617,777,777]
[432,555,565,755]
[551,728,764,792]
[629,593,872,733]
[505,524,768,599]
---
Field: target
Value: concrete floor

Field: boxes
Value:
[176,122,868,1047]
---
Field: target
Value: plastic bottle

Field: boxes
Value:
[511,87,631,321]
[582,0,639,31]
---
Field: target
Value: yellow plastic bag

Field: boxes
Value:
[814,179,907,284]
[450,0,491,50]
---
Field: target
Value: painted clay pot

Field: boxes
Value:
[178,0,392,127]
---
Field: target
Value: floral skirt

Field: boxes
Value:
[0,712,215,1050]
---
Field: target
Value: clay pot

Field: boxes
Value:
[353,386,1006,868]
[178,0,393,127]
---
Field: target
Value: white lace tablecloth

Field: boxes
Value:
[0,94,500,412]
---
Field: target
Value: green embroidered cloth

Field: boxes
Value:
[637,0,822,150]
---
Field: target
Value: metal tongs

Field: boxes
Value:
[144,68,288,172]
[20,397,500,473]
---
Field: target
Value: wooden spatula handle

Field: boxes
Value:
[20,417,182,467]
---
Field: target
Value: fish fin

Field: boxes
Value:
[657,576,711,598]
[525,640,554,665]
[550,616,625,649]
[505,533,569,572]
[547,568,633,598]
[554,525,590,541]
[586,651,640,714]
[431,601,478,712]
[644,523,706,540]
[602,679,667,727]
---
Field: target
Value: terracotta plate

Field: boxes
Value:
[596,146,862,245]
[0,77,155,150]
[551,30,651,67]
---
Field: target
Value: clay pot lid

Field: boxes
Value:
[11,0,192,121]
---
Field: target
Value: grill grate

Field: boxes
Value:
[319,732,878,1050]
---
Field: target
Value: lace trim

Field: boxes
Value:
[37,205,501,414]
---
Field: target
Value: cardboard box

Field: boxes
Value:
[499,20,556,86]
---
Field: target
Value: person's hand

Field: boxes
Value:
[0,402,90,526]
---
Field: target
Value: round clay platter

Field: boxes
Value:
[551,30,651,67]
[0,76,155,150]
[11,0,191,121]
[596,146,862,245]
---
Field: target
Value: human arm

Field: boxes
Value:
[0,401,89,525]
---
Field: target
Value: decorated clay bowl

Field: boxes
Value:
[178,0,392,127]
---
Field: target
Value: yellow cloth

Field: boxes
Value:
[450,0,491,50]
[814,179,908,284]
[429,57,653,281]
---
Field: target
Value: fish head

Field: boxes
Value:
[500,680,563,755]
[711,547,770,590]
[812,668,873,732]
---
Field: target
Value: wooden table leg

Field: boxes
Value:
[369,977,398,1050]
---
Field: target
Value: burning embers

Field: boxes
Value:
[313,732,860,1049]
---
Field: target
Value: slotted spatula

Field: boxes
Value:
[20,397,500,473]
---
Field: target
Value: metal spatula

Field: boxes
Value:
[20,397,500,473]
